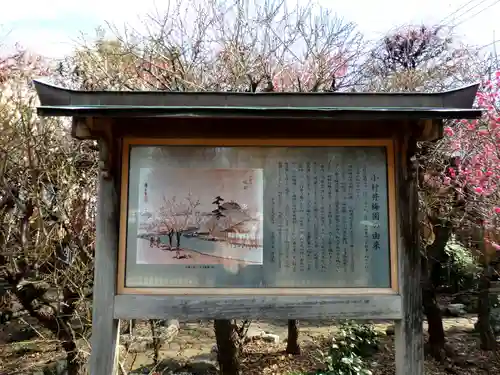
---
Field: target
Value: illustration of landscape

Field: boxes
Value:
[136,168,264,266]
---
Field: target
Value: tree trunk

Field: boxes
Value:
[285,319,300,355]
[421,220,450,361]
[11,281,86,375]
[477,267,496,350]
[430,261,443,289]
[168,232,174,248]
[121,319,136,335]
[422,279,446,361]
[176,231,182,248]
[62,340,86,375]
[421,255,446,362]
[214,319,240,375]
[149,319,161,364]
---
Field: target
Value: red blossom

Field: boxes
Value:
[440,72,500,237]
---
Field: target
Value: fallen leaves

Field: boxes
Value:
[240,339,322,375]
[238,331,500,375]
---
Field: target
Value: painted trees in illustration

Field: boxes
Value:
[212,196,226,220]
[157,197,176,248]
[157,194,200,251]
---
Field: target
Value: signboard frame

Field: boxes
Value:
[117,137,398,296]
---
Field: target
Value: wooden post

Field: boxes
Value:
[394,135,424,375]
[90,139,121,375]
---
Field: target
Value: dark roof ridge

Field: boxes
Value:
[33,79,480,110]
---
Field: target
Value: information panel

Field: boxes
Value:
[122,144,392,289]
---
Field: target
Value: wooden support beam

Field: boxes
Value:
[90,140,121,375]
[113,294,402,320]
[394,135,424,375]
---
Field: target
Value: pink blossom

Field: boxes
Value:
[478,129,489,136]
[443,126,454,136]
[432,73,500,234]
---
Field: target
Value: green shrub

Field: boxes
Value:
[296,321,380,375]
[444,239,481,291]
[314,342,372,375]
[335,321,380,357]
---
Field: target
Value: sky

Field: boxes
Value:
[1,0,500,58]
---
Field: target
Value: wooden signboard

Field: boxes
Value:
[34,80,483,375]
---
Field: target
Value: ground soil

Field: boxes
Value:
[1,315,499,375]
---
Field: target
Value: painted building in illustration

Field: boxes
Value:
[223,218,263,248]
